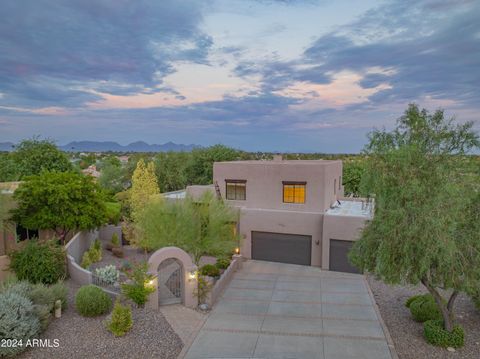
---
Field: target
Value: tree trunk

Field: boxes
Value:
[421,278,455,332]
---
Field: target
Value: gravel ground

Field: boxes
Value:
[90,244,150,272]
[367,275,480,359]
[18,280,183,359]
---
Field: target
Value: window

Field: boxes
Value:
[334,179,337,194]
[283,181,306,203]
[225,180,246,200]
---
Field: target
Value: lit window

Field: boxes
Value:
[225,180,246,200]
[283,182,306,204]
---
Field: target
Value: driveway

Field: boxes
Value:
[184,260,394,359]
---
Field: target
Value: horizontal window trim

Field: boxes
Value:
[282,181,307,185]
[225,179,247,183]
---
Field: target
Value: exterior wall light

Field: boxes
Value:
[234,247,240,255]
[144,274,157,289]
[189,270,197,281]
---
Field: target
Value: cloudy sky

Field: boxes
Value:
[0,0,479,152]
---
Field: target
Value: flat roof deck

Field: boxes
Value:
[326,200,373,219]
[162,190,186,199]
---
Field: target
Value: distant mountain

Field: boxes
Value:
[59,141,198,152]
[0,141,198,152]
[0,142,15,151]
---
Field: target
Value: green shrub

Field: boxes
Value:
[111,233,120,246]
[106,301,133,336]
[200,264,220,278]
[81,240,103,268]
[93,239,102,252]
[75,285,112,317]
[81,251,92,269]
[409,294,442,322]
[215,258,231,270]
[405,294,424,308]
[29,283,56,311]
[50,281,68,310]
[9,240,66,284]
[0,292,41,357]
[0,279,32,297]
[105,202,122,225]
[424,320,464,348]
[121,261,155,306]
[33,304,51,332]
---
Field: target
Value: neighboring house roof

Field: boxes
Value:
[0,181,22,194]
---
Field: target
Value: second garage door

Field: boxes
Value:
[251,231,312,266]
[329,239,361,273]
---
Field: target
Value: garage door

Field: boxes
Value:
[329,239,361,273]
[251,231,311,265]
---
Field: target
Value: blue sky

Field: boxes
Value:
[0,0,479,152]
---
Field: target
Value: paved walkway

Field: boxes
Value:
[160,304,207,346]
[185,260,395,359]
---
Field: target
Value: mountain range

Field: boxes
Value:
[0,141,198,152]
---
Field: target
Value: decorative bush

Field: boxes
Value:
[95,265,120,285]
[33,303,51,332]
[29,283,56,312]
[9,240,66,284]
[111,233,120,246]
[424,320,464,348]
[405,294,424,308]
[50,281,68,310]
[0,279,32,298]
[0,292,41,357]
[121,261,154,306]
[194,275,213,305]
[75,285,112,317]
[106,301,133,337]
[408,294,442,322]
[215,258,231,270]
[200,264,220,278]
[81,240,103,268]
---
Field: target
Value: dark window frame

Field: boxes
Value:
[282,181,307,204]
[225,179,247,200]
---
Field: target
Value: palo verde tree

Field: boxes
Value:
[11,171,108,245]
[350,104,480,332]
[129,159,160,222]
[136,191,238,265]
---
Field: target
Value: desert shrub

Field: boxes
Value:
[95,265,119,285]
[424,320,464,348]
[81,240,103,268]
[121,261,154,306]
[111,233,120,246]
[75,285,112,317]
[29,283,56,311]
[405,294,424,308]
[215,258,231,270]
[0,279,32,298]
[409,294,442,322]
[33,304,51,332]
[9,240,66,284]
[200,264,220,278]
[105,201,122,225]
[0,292,41,357]
[106,301,133,337]
[50,281,68,310]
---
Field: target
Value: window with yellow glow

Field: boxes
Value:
[283,182,306,203]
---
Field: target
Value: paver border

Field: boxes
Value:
[364,276,399,359]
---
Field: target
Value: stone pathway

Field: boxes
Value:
[160,304,207,347]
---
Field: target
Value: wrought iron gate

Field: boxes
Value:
[158,258,183,305]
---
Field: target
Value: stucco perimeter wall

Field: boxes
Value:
[321,214,367,270]
[65,230,98,285]
[98,225,123,243]
[0,255,11,282]
[238,208,324,267]
[207,255,243,307]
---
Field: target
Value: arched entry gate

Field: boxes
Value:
[147,246,198,309]
[158,258,183,305]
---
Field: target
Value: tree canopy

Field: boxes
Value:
[11,171,108,244]
[350,104,480,332]
[10,138,73,178]
[136,191,238,265]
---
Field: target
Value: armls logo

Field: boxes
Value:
[25,339,60,348]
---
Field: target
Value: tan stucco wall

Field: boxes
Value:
[213,160,343,213]
[238,208,324,267]
[321,214,368,270]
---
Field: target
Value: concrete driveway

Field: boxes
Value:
[185,260,394,359]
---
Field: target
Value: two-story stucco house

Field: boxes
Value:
[166,156,373,273]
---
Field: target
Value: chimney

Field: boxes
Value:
[273,154,283,162]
